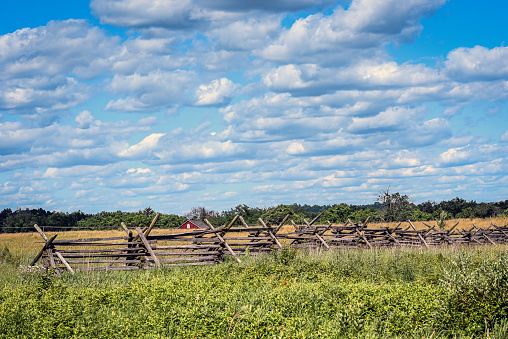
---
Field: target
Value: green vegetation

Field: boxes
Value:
[0,207,185,233]
[1,246,508,338]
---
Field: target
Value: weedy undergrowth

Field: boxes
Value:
[1,246,508,338]
[436,250,508,336]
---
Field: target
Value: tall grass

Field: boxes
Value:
[1,245,508,338]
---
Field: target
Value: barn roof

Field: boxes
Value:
[181,220,209,229]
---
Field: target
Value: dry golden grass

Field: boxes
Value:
[370,217,508,231]
[1,217,507,257]
[0,228,184,256]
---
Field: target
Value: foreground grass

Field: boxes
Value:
[1,246,508,338]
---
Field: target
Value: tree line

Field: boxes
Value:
[1,194,507,233]
[0,207,186,234]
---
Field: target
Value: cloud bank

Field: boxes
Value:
[0,0,507,213]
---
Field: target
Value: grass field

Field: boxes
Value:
[1,218,508,338]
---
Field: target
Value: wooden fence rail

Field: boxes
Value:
[31,214,508,273]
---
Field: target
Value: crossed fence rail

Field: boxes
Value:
[30,213,508,273]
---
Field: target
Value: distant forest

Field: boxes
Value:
[1,195,507,233]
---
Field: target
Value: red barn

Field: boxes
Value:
[178,220,209,230]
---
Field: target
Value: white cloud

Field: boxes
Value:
[263,61,441,95]
[286,142,305,155]
[0,20,119,121]
[126,168,152,175]
[260,0,446,65]
[439,146,472,166]
[91,0,199,29]
[344,0,446,37]
[0,121,48,155]
[0,116,155,171]
[443,106,462,117]
[91,0,334,32]
[105,70,197,112]
[110,36,193,75]
[347,106,421,134]
[210,17,280,50]
[445,46,508,82]
[2,0,508,213]
[153,140,246,164]
[439,145,507,167]
[502,130,508,142]
[0,20,119,79]
[194,78,239,106]
[118,133,165,159]
[0,77,90,123]
[75,110,95,129]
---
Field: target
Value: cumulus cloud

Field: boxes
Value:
[347,106,421,134]
[75,110,95,129]
[0,121,45,155]
[118,133,165,159]
[0,116,155,171]
[126,168,152,175]
[344,0,446,37]
[90,0,201,29]
[91,0,335,32]
[152,139,247,164]
[0,76,90,124]
[402,118,452,147]
[110,36,194,75]
[445,46,508,82]
[2,0,508,212]
[439,145,507,167]
[209,17,280,50]
[105,70,197,112]
[219,93,358,142]
[0,20,119,79]
[0,20,119,121]
[286,142,305,155]
[264,61,441,95]
[260,0,446,65]
[194,78,239,106]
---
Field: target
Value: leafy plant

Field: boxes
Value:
[437,252,508,335]
[436,209,450,230]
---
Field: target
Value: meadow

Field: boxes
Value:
[1,218,508,338]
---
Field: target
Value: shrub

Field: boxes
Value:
[0,246,21,266]
[436,251,508,335]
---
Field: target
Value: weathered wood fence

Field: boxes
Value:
[31,213,508,273]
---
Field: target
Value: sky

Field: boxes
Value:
[0,0,507,214]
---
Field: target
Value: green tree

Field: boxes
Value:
[456,206,474,220]
[321,204,351,223]
[410,209,433,221]
[474,203,495,218]
[377,187,415,222]
[261,205,298,225]
[156,214,186,228]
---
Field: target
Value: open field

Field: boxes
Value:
[2,218,508,337]
[2,217,507,259]
[1,244,508,338]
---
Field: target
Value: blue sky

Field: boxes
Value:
[0,0,507,214]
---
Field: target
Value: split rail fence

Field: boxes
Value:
[31,213,508,273]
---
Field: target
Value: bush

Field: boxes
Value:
[2,247,508,337]
[436,251,508,335]
[0,246,22,266]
